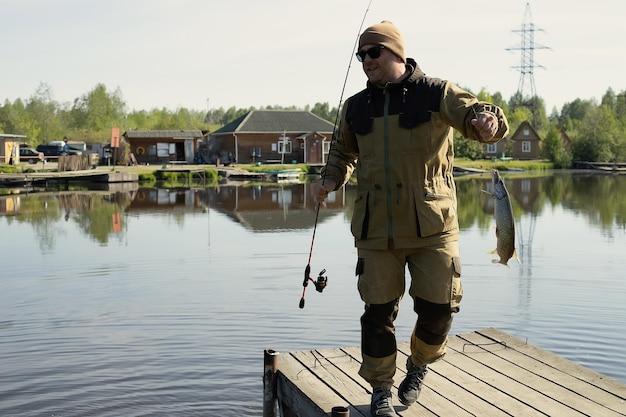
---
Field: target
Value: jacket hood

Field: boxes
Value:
[405,58,425,82]
[365,57,425,90]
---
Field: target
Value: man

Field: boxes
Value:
[314,21,508,417]
[63,136,70,154]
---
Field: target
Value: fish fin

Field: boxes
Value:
[488,249,498,254]
[513,249,521,264]
[491,258,510,268]
[481,189,494,197]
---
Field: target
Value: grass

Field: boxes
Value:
[455,158,554,171]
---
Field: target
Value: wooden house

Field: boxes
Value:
[509,121,542,160]
[207,110,335,165]
[483,137,509,160]
[123,130,207,165]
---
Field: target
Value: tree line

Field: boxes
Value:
[2,82,625,165]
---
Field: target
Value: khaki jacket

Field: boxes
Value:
[322,59,509,250]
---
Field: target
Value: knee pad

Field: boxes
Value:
[412,296,454,345]
[361,299,399,358]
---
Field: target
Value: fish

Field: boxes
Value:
[484,169,520,266]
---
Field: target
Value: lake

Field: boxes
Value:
[1,171,625,416]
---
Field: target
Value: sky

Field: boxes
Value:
[2,0,625,114]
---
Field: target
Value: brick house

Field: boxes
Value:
[207,110,335,165]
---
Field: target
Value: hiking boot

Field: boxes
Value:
[397,357,428,406]
[370,388,398,416]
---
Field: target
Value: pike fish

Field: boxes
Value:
[485,169,520,266]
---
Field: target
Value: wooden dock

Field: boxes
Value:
[157,166,208,185]
[264,328,626,417]
[0,170,138,186]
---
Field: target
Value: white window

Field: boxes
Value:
[522,141,531,152]
[486,143,497,153]
[323,140,331,154]
[523,128,530,137]
[157,143,170,157]
[278,138,292,154]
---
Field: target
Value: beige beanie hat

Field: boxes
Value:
[358,20,406,63]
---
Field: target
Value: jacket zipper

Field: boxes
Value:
[383,89,393,240]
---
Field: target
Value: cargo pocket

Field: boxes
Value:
[350,191,370,240]
[450,257,463,312]
[414,181,456,237]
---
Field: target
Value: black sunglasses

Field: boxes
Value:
[356,45,385,62]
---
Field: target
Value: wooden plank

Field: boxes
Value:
[276,351,349,417]
[469,328,626,415]
[432,352,546,417]
[478,328,626,397]
[397,343,544,417]
[445,334,589,416]
[291,349,369,417]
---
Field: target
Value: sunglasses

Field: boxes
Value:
[356,45,385,62]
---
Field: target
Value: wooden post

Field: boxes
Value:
[263,349,279,417]
[331,406,349,417]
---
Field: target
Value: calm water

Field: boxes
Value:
[1,172,625,416]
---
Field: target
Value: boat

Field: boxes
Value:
[268,169,302,182]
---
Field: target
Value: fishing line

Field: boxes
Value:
[300,0,373,309]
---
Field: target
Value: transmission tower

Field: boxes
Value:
[507,3,549,120]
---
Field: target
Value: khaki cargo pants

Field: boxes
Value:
[356,241,462,389]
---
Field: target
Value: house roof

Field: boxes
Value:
[0,134,27,139]
[212,110,335,135]
[123,130,206,139]
[510,121,541,141]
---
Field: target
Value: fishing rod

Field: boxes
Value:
[299,0,373,309]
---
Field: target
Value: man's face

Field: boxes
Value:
[359,44,402,86]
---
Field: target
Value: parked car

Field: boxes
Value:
[19,147,44,164]
[36,144,83,156]
[36,144,68,157]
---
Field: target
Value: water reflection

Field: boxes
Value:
[2,172,625,249]
[201,184,348,232]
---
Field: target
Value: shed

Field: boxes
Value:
[123,130,207,164]
[208,110,335,165]
[0,134,26,164]
[509,121,542,160]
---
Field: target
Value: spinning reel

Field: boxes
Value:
[299,265,328,309]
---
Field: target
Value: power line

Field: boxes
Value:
[507,3,550,108]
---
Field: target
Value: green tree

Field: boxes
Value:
[26,83,66,143]
[454,132,485,160]
[573,104,621,162]
[310,102,338,123]
[541,124,571,168]
[71,84,126,139]
[0,98,45,144]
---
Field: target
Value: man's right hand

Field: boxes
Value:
[313,178,337,203]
